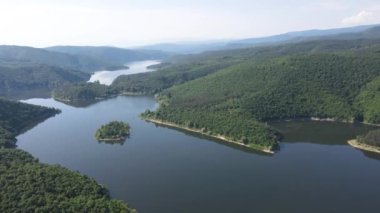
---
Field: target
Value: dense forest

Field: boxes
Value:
[0,98,59,147]
[0,149,135,212]
[46,46,169,65]
[0,45,167,73]
[112,27,380,95]
[95,121,130,142]
[135,27,380,151]
[145,47,380,148]
[0,99,135,212]
[0,65,89,98]
[52,82,118,101]
[0,45,116,72]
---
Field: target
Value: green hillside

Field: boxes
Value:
[157,49,380,119]
[355,76,380,123]
[0,45,118,72]
[52,82,118,102]
[0,149,135,212]
[138,29,380,151]
[0,98,59,143]
[0,65,89,98]
[46,46,169,64]
[112,33,380,95]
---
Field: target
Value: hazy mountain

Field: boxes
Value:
[0,64,90,99]
[0,45,118,73]
[45,46,170,64]
[137,41,228,54]
[228,24,378,47]
[138,24,380,54]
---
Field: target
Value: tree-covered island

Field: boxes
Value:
[95,121,131,143]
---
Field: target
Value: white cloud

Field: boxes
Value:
[342,10,374,25]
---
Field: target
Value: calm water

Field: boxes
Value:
[17,96,380,213]
[88,60,161,85]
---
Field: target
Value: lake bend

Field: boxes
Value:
[88,60,161,85]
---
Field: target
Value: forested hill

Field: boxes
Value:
[112,26,380,95]
[45,46,169,64]
[0,65,89,98]
[136,26,380,152]
[158,47,380,121]
[141,47,378,151]
[0,45,118,73]
[0,149,135,212]
[138,24,378,54]
[0,98,59,147]
[0,45,169,74]
[227,24,379,48]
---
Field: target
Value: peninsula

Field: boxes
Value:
[348,129,380,154]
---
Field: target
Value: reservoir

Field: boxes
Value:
[88,60,161,85]
[16,61,380,213]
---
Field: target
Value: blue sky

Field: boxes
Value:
[0,0,379,47]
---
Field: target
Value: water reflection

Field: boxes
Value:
[96,135,130,146]
[55,99,102,108]
[270,120,378,145]
[361,150,380,161]
[149,122,273,157]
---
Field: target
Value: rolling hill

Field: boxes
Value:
[133,25,380,151]
[138,24,379,54]
[0,45,117,72]
[0,65,90,98]
[45,46,169,64]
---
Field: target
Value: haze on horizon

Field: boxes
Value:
[1,0,380,48]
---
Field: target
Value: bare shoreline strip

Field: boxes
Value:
[347,139,380,154]
[143,117,274,154]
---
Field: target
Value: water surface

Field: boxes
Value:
[88,60,160,85]
[17,96,380,213]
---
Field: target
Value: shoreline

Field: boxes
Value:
[274,116,380,127]
[347,139,380,154]
[143,117,275,154]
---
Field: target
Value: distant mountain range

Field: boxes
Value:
[45,46,169,65]
[0,45,168,73]
[138,24,380,54]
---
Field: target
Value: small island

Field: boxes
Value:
[95,121,130,143]
[348,129,380,154]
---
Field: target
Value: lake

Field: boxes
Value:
[16,60,380,213]
[88,60,161,85]
[17,95,380,213]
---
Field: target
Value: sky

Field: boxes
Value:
[0,0,380,47]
